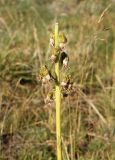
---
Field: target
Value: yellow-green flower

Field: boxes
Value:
[50,47,60,63]
[61,74,72,89]
[59,33,67,44]
[59,33,67,49]
[39,65,51,83]
[49,32,67,50]
[60,52,69,67]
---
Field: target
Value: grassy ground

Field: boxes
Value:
[0,0,115,159]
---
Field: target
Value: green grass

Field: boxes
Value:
[0,0,115,159]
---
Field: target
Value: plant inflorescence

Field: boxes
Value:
[39,22,73,160]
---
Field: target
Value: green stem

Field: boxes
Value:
[55,22,62,160]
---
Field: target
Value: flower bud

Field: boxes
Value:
[50,37,55,47]
[59,33,67,50]
[59,33,67,44]
[49,32,55,47]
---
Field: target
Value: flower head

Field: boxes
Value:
[61,74,72,89]
[49,32,67,50]
[60,52,69,68]
[59,33,67,50]
[39,65,51,83]
[50,47,60,63]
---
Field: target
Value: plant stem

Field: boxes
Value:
[55,22,62,160]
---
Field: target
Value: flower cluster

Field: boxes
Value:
[50,32,69,67]
[39,65,52,84]
[39,30,73,104]
[50,32,67,49]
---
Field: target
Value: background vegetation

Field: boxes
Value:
[0,0,115,159]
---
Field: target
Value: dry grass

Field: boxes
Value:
[0,0,115,159]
